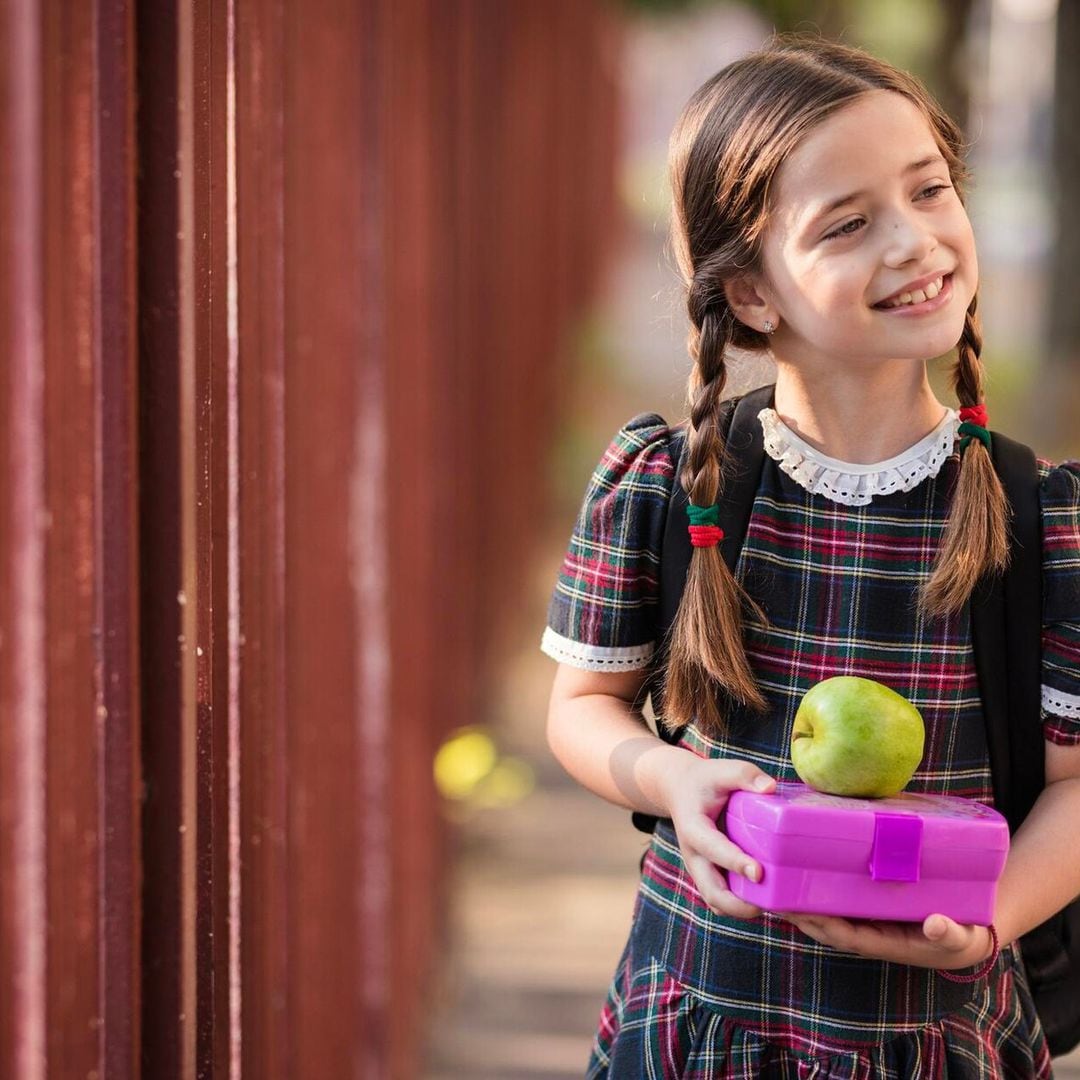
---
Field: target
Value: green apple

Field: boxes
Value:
[790,676,925,798]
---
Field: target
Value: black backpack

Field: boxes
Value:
[631,383,1080,1057]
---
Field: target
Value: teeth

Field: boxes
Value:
[882,275,945,308]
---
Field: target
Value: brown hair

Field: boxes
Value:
[661,34,1009,736]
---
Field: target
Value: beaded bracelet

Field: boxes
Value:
[937,923,999,983]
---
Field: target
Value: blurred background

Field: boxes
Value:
[2,1,1078,1078]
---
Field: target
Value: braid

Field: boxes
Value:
[954,301,984,407]
[920,294,1010,616]
[661,278,767,737]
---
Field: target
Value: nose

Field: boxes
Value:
[882,207,936,266]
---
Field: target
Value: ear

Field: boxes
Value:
[723,274,776,334]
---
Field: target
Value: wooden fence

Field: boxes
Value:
[0,1,618,1076]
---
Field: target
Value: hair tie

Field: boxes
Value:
[957,404,991,453]
[687,503,724,548]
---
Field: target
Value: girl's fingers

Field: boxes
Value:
[782,911,988,968]
[785,914,851,950]
[668,759,776,919]
[713,760,777,796]
[922,914,981,956]
[686,819,763,883]
[685,855,763,920]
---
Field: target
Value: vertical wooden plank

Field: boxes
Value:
[234,0,290,1075]
[41,2,104,1073]
[95,2,142,1078]
[137,2,240,1074]
[0,1,47,1076]
[138,1,237,1074]
[188,0,237,1073]
[435,0,481,738]
[283,0,380,1072]
[209,3,243,1076]
[382,2,443,1070]
[136,0,193,1072]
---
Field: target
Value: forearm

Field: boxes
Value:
[546,691,695,816]
[994,775,1080,946]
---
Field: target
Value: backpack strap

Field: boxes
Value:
[970,432,1044,833]
[631,384,774,833]
[975,435,1080,1046]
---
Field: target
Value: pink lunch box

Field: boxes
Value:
[724,781,1009,925]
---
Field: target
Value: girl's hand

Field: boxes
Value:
[661,755,777,921]
[780,911,995,971]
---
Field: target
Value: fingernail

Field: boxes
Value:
[754,775,773,791]
[744,863,759,883]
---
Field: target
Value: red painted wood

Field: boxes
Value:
[94,3,142,1077]
[2,2,142,1078]
[41,3,104,1068]
[283,0,380,1069]
[234,1,290,1077]
[0,2,48,1075]
[135,1,192,1073]
[1,3,618,1076]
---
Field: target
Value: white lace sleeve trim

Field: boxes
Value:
[539,626,654,671]
[758,407,960,507]
[1042,684,1080,719]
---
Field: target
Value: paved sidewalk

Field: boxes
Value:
[422,588,646,1079]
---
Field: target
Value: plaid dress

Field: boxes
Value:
[541,409,1080,1079]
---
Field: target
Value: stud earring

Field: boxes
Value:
[763,320,776,334]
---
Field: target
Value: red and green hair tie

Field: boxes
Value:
[687,503,724,548]
[958,404,991,452]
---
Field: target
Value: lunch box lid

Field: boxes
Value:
[726,781,1009,852]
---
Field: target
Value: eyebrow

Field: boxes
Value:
[804,154,947,230]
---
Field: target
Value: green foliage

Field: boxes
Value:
[617,0,841,29]
[615,0,956,140]
[845,0,944,84]
[617,0,944,72]
[753,0,837,31]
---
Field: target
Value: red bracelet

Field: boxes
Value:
[938,923,999,983]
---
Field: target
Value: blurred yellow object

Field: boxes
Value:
[470,757,535,809]
[433,727,497,800]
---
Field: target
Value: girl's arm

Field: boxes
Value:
[991,739,1080,946]
[546,662,679,815]
[784,739,1080,970]
[546,662,777,920]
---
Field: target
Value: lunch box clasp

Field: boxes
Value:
[869,813,923,883]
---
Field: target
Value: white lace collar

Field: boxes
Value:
[758,406,960,507]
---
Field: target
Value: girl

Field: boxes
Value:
[540,35,1080,1078]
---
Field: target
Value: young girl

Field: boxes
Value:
[540,36,1080,1078]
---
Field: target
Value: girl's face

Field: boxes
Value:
[752,89,978,372]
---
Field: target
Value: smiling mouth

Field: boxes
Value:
[873,273,953,310]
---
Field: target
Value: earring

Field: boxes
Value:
[762,320,776,334]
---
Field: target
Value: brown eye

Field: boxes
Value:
[824,218,864,241]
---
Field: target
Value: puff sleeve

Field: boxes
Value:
[1040,460,1080,744]
[540,414,675,671]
